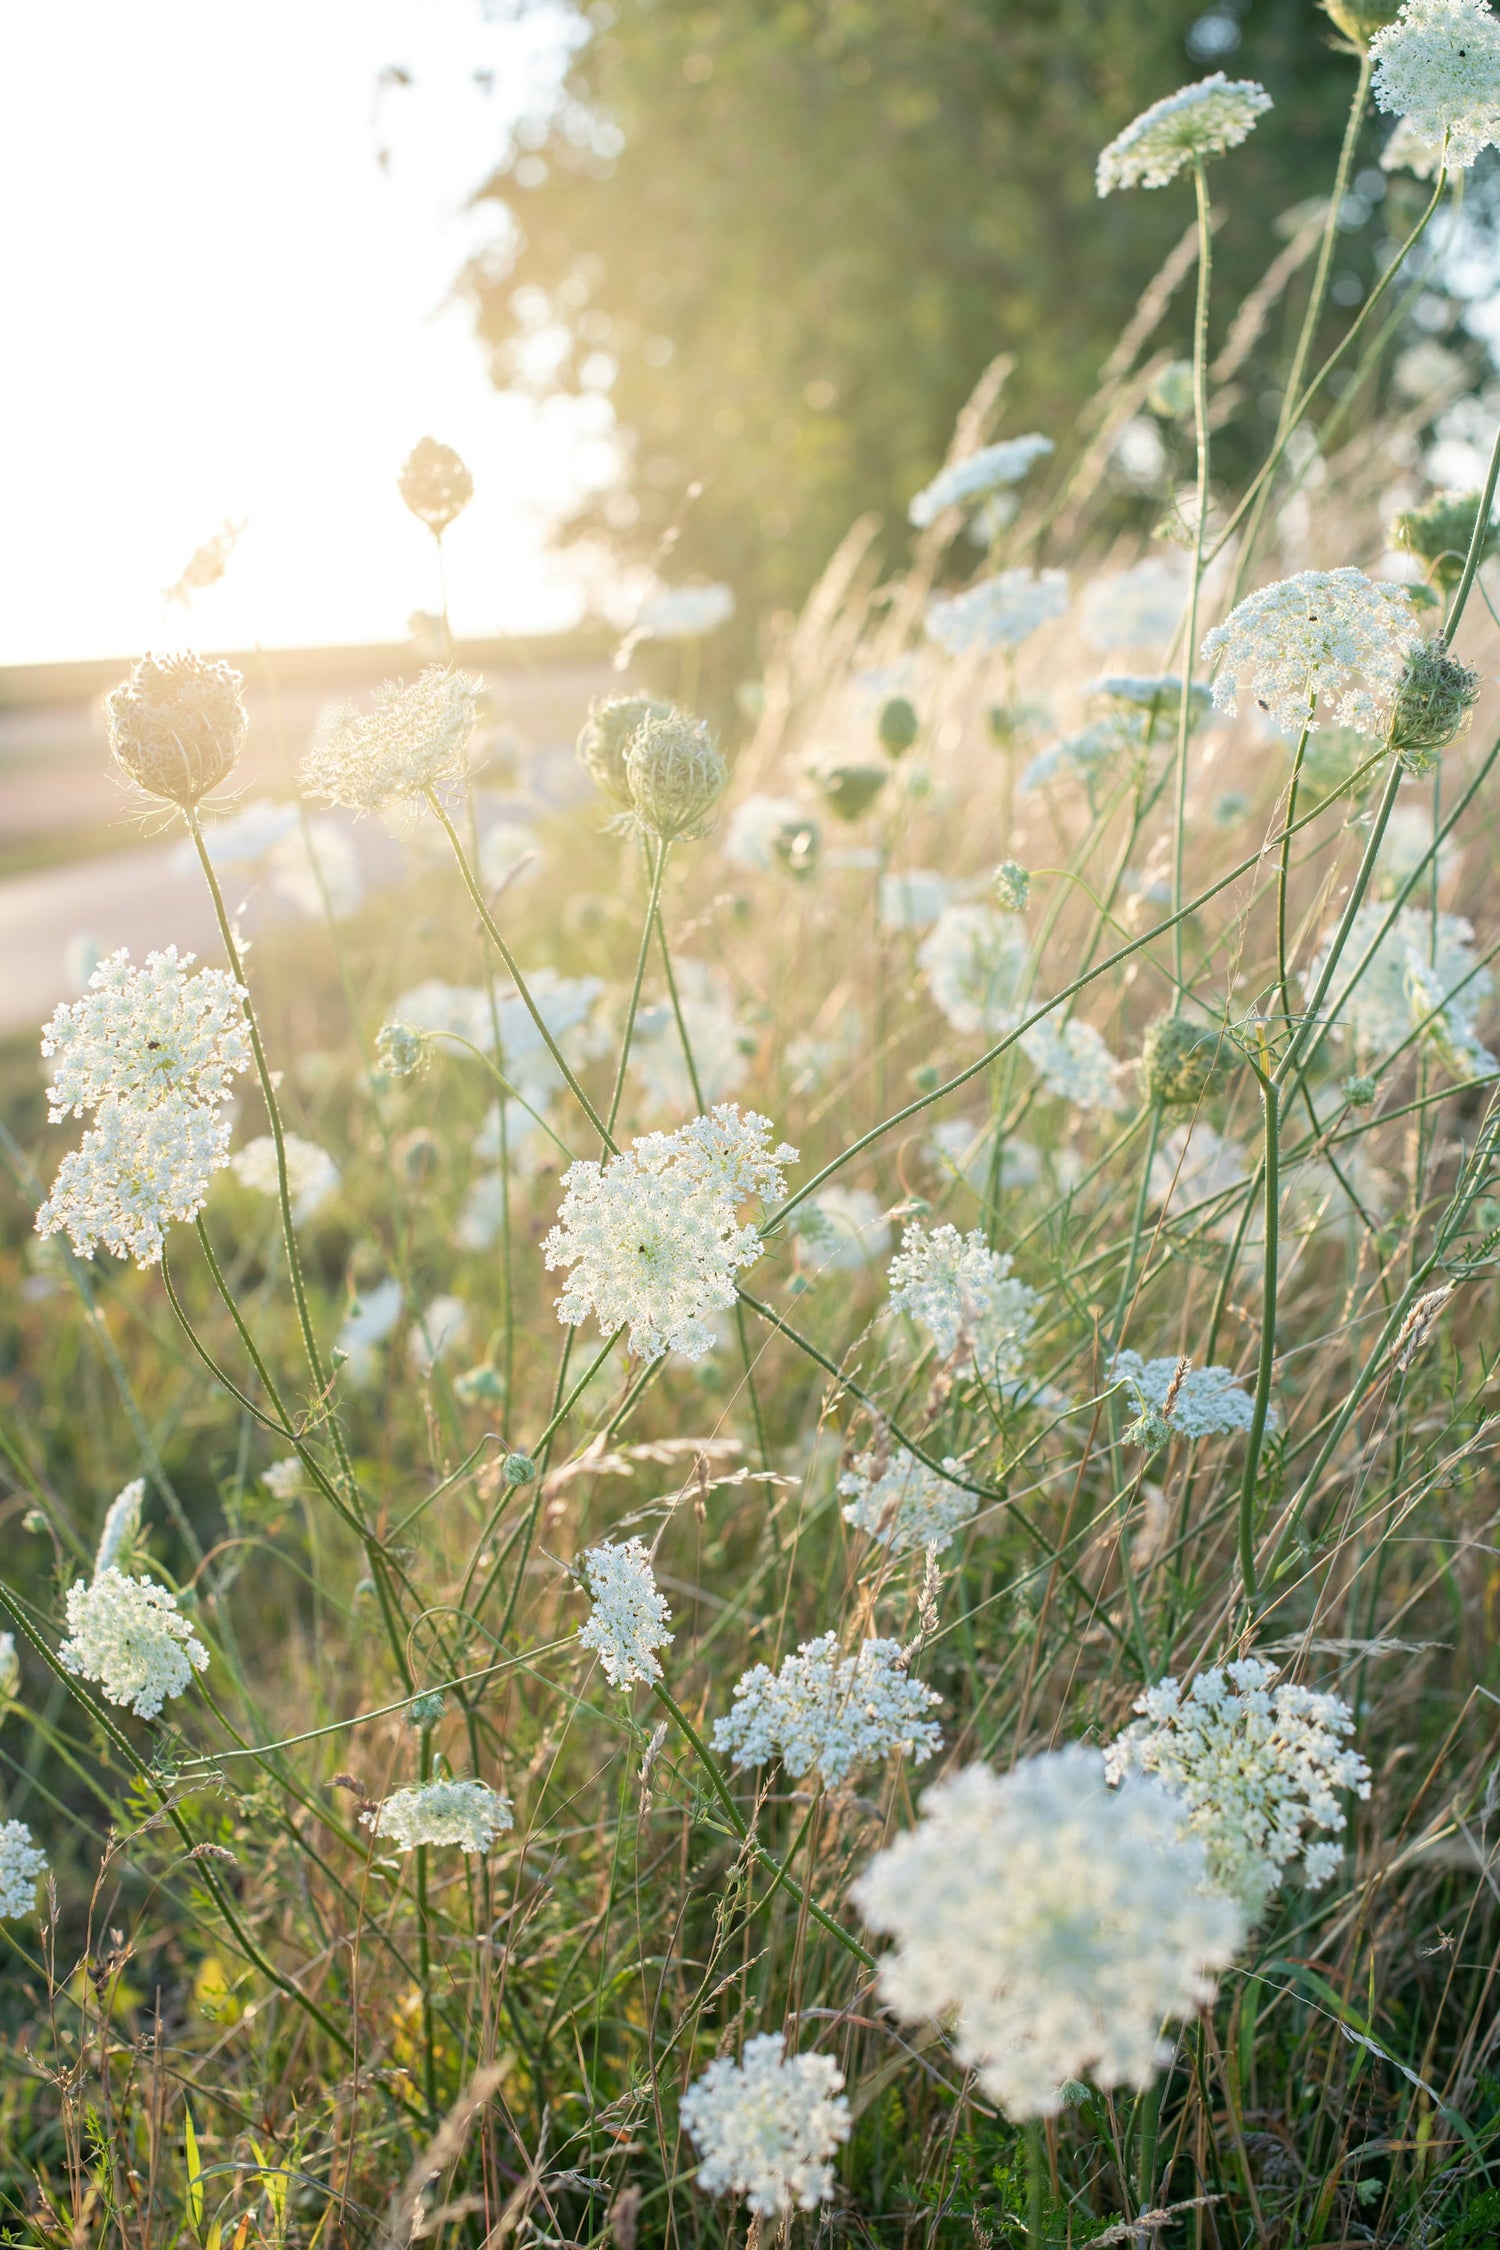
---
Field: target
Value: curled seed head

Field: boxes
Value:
[576,695,675,815]
[106,652,248,810]
[624,711,728,841]
[1139,1014,1233,1109]
[1387,637,1481,773]
[398,436,474,536]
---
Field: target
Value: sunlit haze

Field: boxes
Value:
[0,1,605,665]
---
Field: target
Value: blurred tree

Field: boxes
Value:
[462,1,1368,620]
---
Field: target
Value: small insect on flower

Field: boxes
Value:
[0,1822,48,1921]
[712,1634,943,1788]
[301,666,479,815]
[839,1445,976,1555]
[680,2034,851,2217]
[106,650,249,809]
[361,1778,513,1854]
[1105,1659,1372,1914]
[852,1748,1245,2119]
[397,435,474,535]
[1371,0,1500,168]
[576,1537,675,1687]
[59,1569,210,1719]
[1201,569,1420,738]
[1096,74,1272,195]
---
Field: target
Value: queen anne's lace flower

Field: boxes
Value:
[852,1749,1245,2119]
[924,568,1068,654]
[94,1479,144,1575]
[362,1779,513,1853]
[680,2034,851,2216]
[577,1537,674,1686]
[1081,559,1190,651]
[918,905,1028,1037]
[1371,0,1500,167]
[713,1635,942,1787]
[1201,570,1419,737]
[261,1457,304,1501]
[887,1221,1038,1384]
[59,1568,209,1718]
[1304,902,1495,1073]
[301,666,479,813]
[1020,1015,1125,1112]
[37,1092,234,1267]
[1109,1351,1266,1439]
[230,1135,338,1224]
[908,437,1054,528]
[0,1822,48,1919]
[1106,1661,1371,1912]
[1097,74,1273,194]
[41,947,250,1120]
[544,1105,796,1361]
[839,1445,976,1554]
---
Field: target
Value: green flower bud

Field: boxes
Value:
[406,1691,447,1730]
[576,694,674,815]
[1343,1073,1377,1110]
[106,651,248,809]
[1387,638,1481,774]
[504,1452,538,1486]
[624,711,728,841]
[453,1365,505,1407]
[1320,0,1402,47]
[1392,492,1499,590]
[1139,1014,1233,1109]
[877,695,920,758]
[377,1020,428,1078]
[1122,1402,1173,1453]
[816,763,888,822]
[772,817,820,879]
[993,860,1030,913]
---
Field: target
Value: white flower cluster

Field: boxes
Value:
[36,948,251,1268]
[544,1105,796,1361]
[1109,1351,1264,1440]
[577,1537,674,1687]
[336,1277,404,1387]
[680,2034,851,2216]
[918,904,1028,1038]
[908,436,1054,528]
[794,1186,893,1273]
[302,666,479,813]
[627,961,750,1116]
[0,1632,17,1704]
[1097,73,1273,194]
[59,1568,210,1718]
[839,1445,975,1554]
[261,1457,305,1501]
[712,1634,942,1788]
[924,568,1069,655]
[362,1778,513,1854]
[852,1749,1245,2118]
[887,1221,1038,1385]
[1201,569,1418,738]
[1371,0,1500,170]
[1081,559,1189,651]
[1105,1660,1372,1912]
[1020,1015,1125,1113]
[230,1134,338,1225]
[1020,713,1145,800]
[94,1478,145,1575]
[1305,902,1496,1075]
[0,1821,48,1920]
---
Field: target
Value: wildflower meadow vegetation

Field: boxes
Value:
[12,3,1500,2244]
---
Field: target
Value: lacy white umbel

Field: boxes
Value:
[37,1092,234,1268]
[852,1748,1245,2118]
[924,568,1068,654]
[1109,1352,1266,1439]
[362,1779,513,1854]
[301,665,479,813]
[59,1568,210,1718]
[839,1445,976,1554]
[544,1105,796,1361]
[918,905,1029,1038]
[908,436,1054,528]
[577,1537,674,1686]
[887,1220,1038,1384]
[1105,1659,1372,1913]
[680,2034,851,2216]
[1097,73,1272,193]
[41,946,250,1120]
[230,1134,339,1224]
[1201,569,1419,737]
[713,1634,942,1787]
[1020,1015,1126,1113]
[0,1822,48,1920]
[1304,902,1496,1077]
[1371,0,1500,168]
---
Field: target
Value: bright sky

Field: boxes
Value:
[0,1,606,666]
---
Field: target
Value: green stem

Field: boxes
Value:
[416,1724,439,2122]
[608,839,670,1136]
[1444,407,1500,642]
[1026,2119,1047,2245]
[1238,1066,1279,1613]
[1172,160,1213,998]
[1276,723,1312,1037]
[1136,2076,1162,2218]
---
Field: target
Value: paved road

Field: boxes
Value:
[0,841,227,1038]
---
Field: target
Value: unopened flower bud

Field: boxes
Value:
[576,695,674,815]
[624,711,728,841]
[1122,1401,1173,1452]
[106,652,247,810]
[398,436,473,536]
[772,817,819,879]
[504,1452,538,1486]
[1387,638,1481,774]
[816,763,888,823]
[406,1691,447,1730]
[1139,1014,1232,1108]
[993,860,1030,913]
[877,696,920,758]
[377,1021,427,1078]
[1392,491,1499,589]
[1343,1072,1377,1109]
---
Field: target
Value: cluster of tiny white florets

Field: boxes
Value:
[852,1749,1245,2118]
[36,948,251,1268]
[1020,1015,1125,1113]
[680,2034,852,2216]
[544,1105,796,1361]
[1306,902,1496,1076]
[59,1568,210,1718]
[94,1478,145,1575]
[712,1634,943,1788]
[577,1537,675,1687]
[0,1633,17,1704]
[918,904,1029,1037]
[361,1779,513,1854]
[839,1445,975,1554]
[908,437,1054,528]
[1371,0,1500,169]
[924,568,1069,654]
[1096,74,1272,194]
[1201,569,1419,737]
[1109,1352,1265,1439]
[301,665,479,813]
[887,1221,1038,1384]
[0,1822,48,1920]
[261,1457,305,1501]
[1105,1660,1372,1913]
[230,1134,339,1224]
